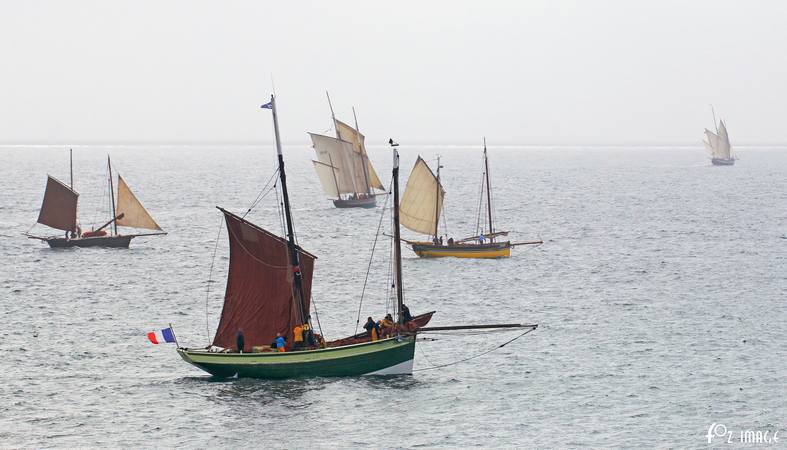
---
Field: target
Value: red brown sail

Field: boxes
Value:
[212,209,316,351]
[37,175,78,232]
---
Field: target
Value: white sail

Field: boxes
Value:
[312,160,340,198]
[717,120,732,159]
[400,157,445,236]
[335,119,385,191]
[704,129,725,159]
[309,133,358,195]
[115,175,162,231]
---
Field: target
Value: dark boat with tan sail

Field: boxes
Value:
[26,150,166,248]
[309,93,385,208]
[176,96,536,379]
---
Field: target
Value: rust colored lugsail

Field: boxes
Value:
[37,175,79,231]
[212,209,315,351]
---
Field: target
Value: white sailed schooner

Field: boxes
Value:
[309,93,385,208]
[704,106,735,166]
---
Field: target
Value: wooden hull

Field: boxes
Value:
[178,335,416,379]
[333,196,377,208]
[46,235,133,248]
[411,241,511,259]
[711,157,735,166]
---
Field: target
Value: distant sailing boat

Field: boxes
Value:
[704,106,735,166]
[26,151,166,248]
[176,97,534,379]
[309,93,385,208]
[399,139,541,259]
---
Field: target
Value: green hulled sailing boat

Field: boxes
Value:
[309,93,385,208]
[178,95,430,378]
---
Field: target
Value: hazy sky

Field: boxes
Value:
[2,0,787,145]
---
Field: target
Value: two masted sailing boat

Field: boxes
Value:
[176,96,535,379]
[309,94,385,208]
[704,106,735,166]
[27,151,166,248]
[399,139,540,259]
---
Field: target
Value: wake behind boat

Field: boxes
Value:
[26,150,166,248]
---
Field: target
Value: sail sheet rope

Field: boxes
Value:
[353,179,393,335]
[412,326,537,372]
[203,215,224,344]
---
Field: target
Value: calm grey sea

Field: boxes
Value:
[1,144,785,448]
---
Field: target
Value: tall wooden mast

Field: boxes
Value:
[390,139,404,323]
[483,138,494,241]
[270,94,310,329]
[353,106,372,195]
[433,155,441,240]
[107,155,117,236]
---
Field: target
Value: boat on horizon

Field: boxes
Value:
[704,106,736,166]
[26,150,166,248]
[309,93,385,208]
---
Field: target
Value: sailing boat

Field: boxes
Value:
[178,95,434,378]
[26,151,166,248]
[399,140,541,259]
[309,93,385,208]
[704,106,735,166]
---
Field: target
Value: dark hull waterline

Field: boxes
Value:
[333,197,377,208]
[46,235,134,248]
[711,157,735,166]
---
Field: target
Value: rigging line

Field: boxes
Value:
[242,168,280,219]
[354,180,393,335]
[475,165,485,236]
[311,294,325,342]
[411,327,536,372]
[204,215,224,345]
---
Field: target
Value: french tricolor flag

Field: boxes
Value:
[147,327,176,345]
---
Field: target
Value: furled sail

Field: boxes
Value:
[115,175,162,231]
[309,133,358,195]
[312,160,340,198]
[400,157,445,236]
[37,175,79,231]
[212,209,316,350]
[335,119,384,191]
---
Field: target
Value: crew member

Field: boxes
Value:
[272,333,286,352]
[363,317,380,341]
[293,324,304,350]
[236,329,245,353]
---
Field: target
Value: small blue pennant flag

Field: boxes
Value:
[260,101,273,109]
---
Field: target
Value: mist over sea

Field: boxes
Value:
[1,144,785,448]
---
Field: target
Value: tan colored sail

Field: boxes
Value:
[37,175,79,231]
[400,157,444,235]
[309,133,357,194]
[312,160,340,198]
[335,119,385,190]
[115,175,162,231]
